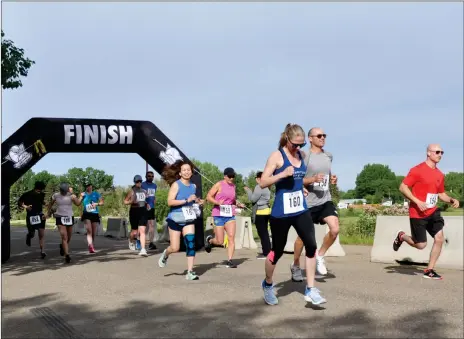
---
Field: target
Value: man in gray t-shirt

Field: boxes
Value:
[290,127,339,281]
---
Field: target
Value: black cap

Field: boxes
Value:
[34,181,46,190]
[59,182,69,192]
[224,167,236,177]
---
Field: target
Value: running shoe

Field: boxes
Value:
[290,264,304,282]
[393,230,405,251]
[185,271,199,280]
[316,254,328,276]
[423,269,442,280]
[158,249,168,268]
[262,279,278,305]
[304,287,327,305]
[204,235,213,253]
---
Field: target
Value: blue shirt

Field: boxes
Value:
[142,181,157,208]
[83,191,102,214]
[167,180,196,218]
[271,148,308,218]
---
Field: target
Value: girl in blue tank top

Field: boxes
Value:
[257,123,327,307]
[159,160,204,281]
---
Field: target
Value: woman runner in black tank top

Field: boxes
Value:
[124,175,149,257]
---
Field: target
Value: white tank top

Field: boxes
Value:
[53,192,74,217]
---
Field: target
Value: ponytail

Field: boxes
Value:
[277,123,305,149]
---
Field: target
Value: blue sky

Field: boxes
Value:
[2,2,463,191]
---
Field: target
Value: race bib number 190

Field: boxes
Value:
[30,215,41,225]
[283,191,304,214]
[219,205,233,217]
[425,193,438,208]
[182,206,196,221]
[61,216,73,226]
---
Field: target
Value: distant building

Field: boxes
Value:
[337,199,367,209]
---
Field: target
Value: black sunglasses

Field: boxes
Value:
[310,134,327,139]
[135,180,142,183]
[432,150,444,155]
[227,174,235,179]
[289,141,307,148]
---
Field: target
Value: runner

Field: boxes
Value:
[258,123,326,306]
[81,183,104,254]
[244,171,272,260]
[158,160,204,280]
[142,171,158,250]
[18,181,47,258]
[124,175,149,257]
[204,167,245,268]
[291,127,338,280]
[394,144,459,280]
[47,182,83,263]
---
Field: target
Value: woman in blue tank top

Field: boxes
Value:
[258,123,327,306]
[158,160,204,281]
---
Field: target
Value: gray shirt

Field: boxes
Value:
[304,150,333,207]
[245,185,271,210]
[53,192,74,217]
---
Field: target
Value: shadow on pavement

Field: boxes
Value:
[163,258,250,277]
[1,293,451,338]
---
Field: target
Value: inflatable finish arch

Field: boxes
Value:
[1,117,204,263]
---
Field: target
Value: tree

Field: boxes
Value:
[445,172,463,201]
[1,31,35,90]
[355,164,397,200]
[33,170,56,187]
[9,169,36,218]
[64,167,114,193]
[341,189,357,199]
[330,183,340,205]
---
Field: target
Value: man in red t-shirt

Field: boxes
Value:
[393,144,459,280]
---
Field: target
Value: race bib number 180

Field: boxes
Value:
[425,193,438,208]
[61,216,73,226]
[182,206,196,221]
[136,192,146,202]
[29,215,41,225]
[219,205,233,217]
[283,191,304,214]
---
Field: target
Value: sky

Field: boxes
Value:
[2,2,463,191]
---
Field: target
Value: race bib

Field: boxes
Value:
[283,191,304,214]
[30,215,41,225]
[425,193,438,208]
[147,188,156,197]
[182,206,196,221]
[135,192,146,202]
[86,203,96,213]
[313,174,330,191]
[61,216,73,226]
[219,205,233,217]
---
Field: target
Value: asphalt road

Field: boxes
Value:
[2,227,463,338]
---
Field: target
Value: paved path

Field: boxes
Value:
[2,227,463,338]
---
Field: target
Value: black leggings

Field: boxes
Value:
[268,210,317,265]
[255,214,271,256]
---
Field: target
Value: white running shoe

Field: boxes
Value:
[138,248,148,257]
[316,254,328,276]
[290,264,304,282]
[129,242,136,251]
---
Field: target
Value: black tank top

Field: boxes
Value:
[131,186,147,208]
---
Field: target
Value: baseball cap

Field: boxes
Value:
[223,167,236,178]
[133,175,143,183]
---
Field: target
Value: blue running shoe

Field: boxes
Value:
[304,286,327,305]
[136,239,141,250]
[262,279,278,305]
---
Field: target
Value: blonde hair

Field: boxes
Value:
[278,123,305,148]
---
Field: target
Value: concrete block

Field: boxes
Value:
[158,220,170,243]
[72,217,85,234]
[370,216,463,270]
[104,217,128,239]
[284,223,346,256]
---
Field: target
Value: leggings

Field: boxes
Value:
[255,214,271,256]
[268,210,317,265]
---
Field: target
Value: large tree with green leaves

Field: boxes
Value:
[64,167,114,193]
[355,164,397,201]
[1,31,35,90]
[445,172,463,201]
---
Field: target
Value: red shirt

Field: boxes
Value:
[402,162,444,218]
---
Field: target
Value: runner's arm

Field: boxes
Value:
[123,190,134,205]
[259,151,286,189]
[399,169,421,204]
[206,182,222,205]
[46,195,56,217]
[72,194,83,206]
[167,182,189,206]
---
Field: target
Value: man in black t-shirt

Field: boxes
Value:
[18,181,47,258]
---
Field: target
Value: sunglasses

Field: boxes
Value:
[135,180,142,183]
[289,141,307,149]
[431,150,444,155]
[146,176,154,178]
[227,174,235,179]
[310,134,327,139]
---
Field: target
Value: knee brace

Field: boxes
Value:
[184,233,196,257]
[267,250,283,265]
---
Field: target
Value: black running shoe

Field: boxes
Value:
[59,244,64,256]
[393,230,405,251]
[41,252,46,259]
[423,269,442,280]
[204,235,213,253]
[65,255,71,263]
[148,242,157,250]
[26,234,31,247]
[226,260,237,268]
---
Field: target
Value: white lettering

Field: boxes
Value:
[63,124,134,145]
[83,125,99,144]
[107,125,118,144]
[99,125,107,144]
[64,125,75,144]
